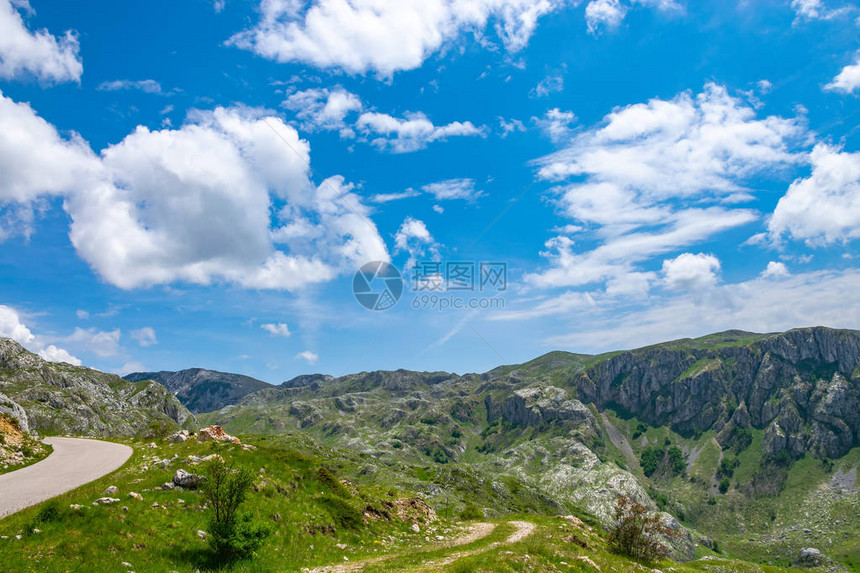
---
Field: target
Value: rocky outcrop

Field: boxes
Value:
[545,327,860,460]
[0,338,194,437]
[124,368,271,414]
[495,386,596,429]
[0,392,28,433]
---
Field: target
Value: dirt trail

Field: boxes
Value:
[311,520,536,572]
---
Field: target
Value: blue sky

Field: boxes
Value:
[0,0,859,383]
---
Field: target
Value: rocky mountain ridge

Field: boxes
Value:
[124,368,271,414]
[0,338,194,436]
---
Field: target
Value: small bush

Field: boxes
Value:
[318,494,363,529]
[667,446,685,475]
[607,496,674,563]
[200,458,270,560]
[459,503,483,520]
[640,446,662,477]
[718,477,731,493]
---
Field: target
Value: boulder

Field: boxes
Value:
[793,547,825,568]
[173,468,201,488]
[94,497,120,505]
[197,425,240,444]
[102,486,118,495]
[167,430,190,443]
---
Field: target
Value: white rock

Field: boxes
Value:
[103,486,118,495]
[197,530,207,539]
[411,523,420,533]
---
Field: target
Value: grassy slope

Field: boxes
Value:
[0,433,821,573]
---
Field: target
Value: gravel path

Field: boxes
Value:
[0,437,132,519]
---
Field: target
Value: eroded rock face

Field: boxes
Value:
[0,338,194,437]
[496,386,596,429]
[0,392,28,433]
[560,328,860,460]
[197,425,240,443]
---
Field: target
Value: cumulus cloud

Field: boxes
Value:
[826,54,860,94]
[585,0,626,34]
[527,83,807,291]
[282,86,362,132]
[761,261,790,279]
[295,350,318,364]
[0,91,389,290]
[769,144,860,245]
[261,322,291,337]
[421,178,485,202]
[228,0,567,76]
[662,252,721,290]
[130,326,157,346]
[65,327,121,357]
[0,92,99,240]
[0,304,80,364]
[356,111,484,153]
[0,0,82,83]
[97,79,164,94]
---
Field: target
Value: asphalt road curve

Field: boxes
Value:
[0,437,132,519]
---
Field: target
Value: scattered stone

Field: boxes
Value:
[167,430,190,443]
[146,442,157,449]
[121,563,132,568]
[151,502,159,508]
[94,497,120,505]
[69,504,82,510]
[793,547,825,567]
[128,492,143,501]
[122,506,129,512]
[161,482,175,490]
[197,425,240,444]
[435,535,444,540]
[335,543,347,550]
[13,535,21,540]
[31,528,40,534]
[177,499,185,505]
[173,469,201,488]
[576,556,600,570]
[197,530,207,539]
[158,459,172,469]
[103,485,118,495]
[411,523,421,533]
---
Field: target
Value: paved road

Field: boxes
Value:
[0,437,132,519]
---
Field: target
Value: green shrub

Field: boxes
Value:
[667,446,685,475]
[459,503,483,520]
[718,477,731,493]
[318,494,363,529]
[608,496,673,563]
[200,458,270,560]
[640,446,662,477]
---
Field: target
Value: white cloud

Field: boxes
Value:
[394,216,438,270]
[38,344,81,365]
[117,361,145,376]
[130,326,157,347]
[369,189,421,203]
[60,106,387,290]
[261,322,291,337]
[432,205,445,214]
[356,111,485,153]
[585,0,626,34]
[295,350,318,364]
[213,0,225,13]
[769,144,860,245]
[97,79,163,94]
[825,53,860,94]
[528,84,806,291]
[75,309,89,320]
[229,0,567,76]
[0,305,80,364]
[761,261,790,279]
[662,252,721,290]
[283,86,362,131]
[791,0,851,21]
[498,117,526,137]
[0,0,82,83]
[66,327,121,357]
[532,75,564,97]
[421,178,485,202]
[540,268,860,353]
[0,91,99,240]
[0,304,34,344]
[533,108,576,143]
